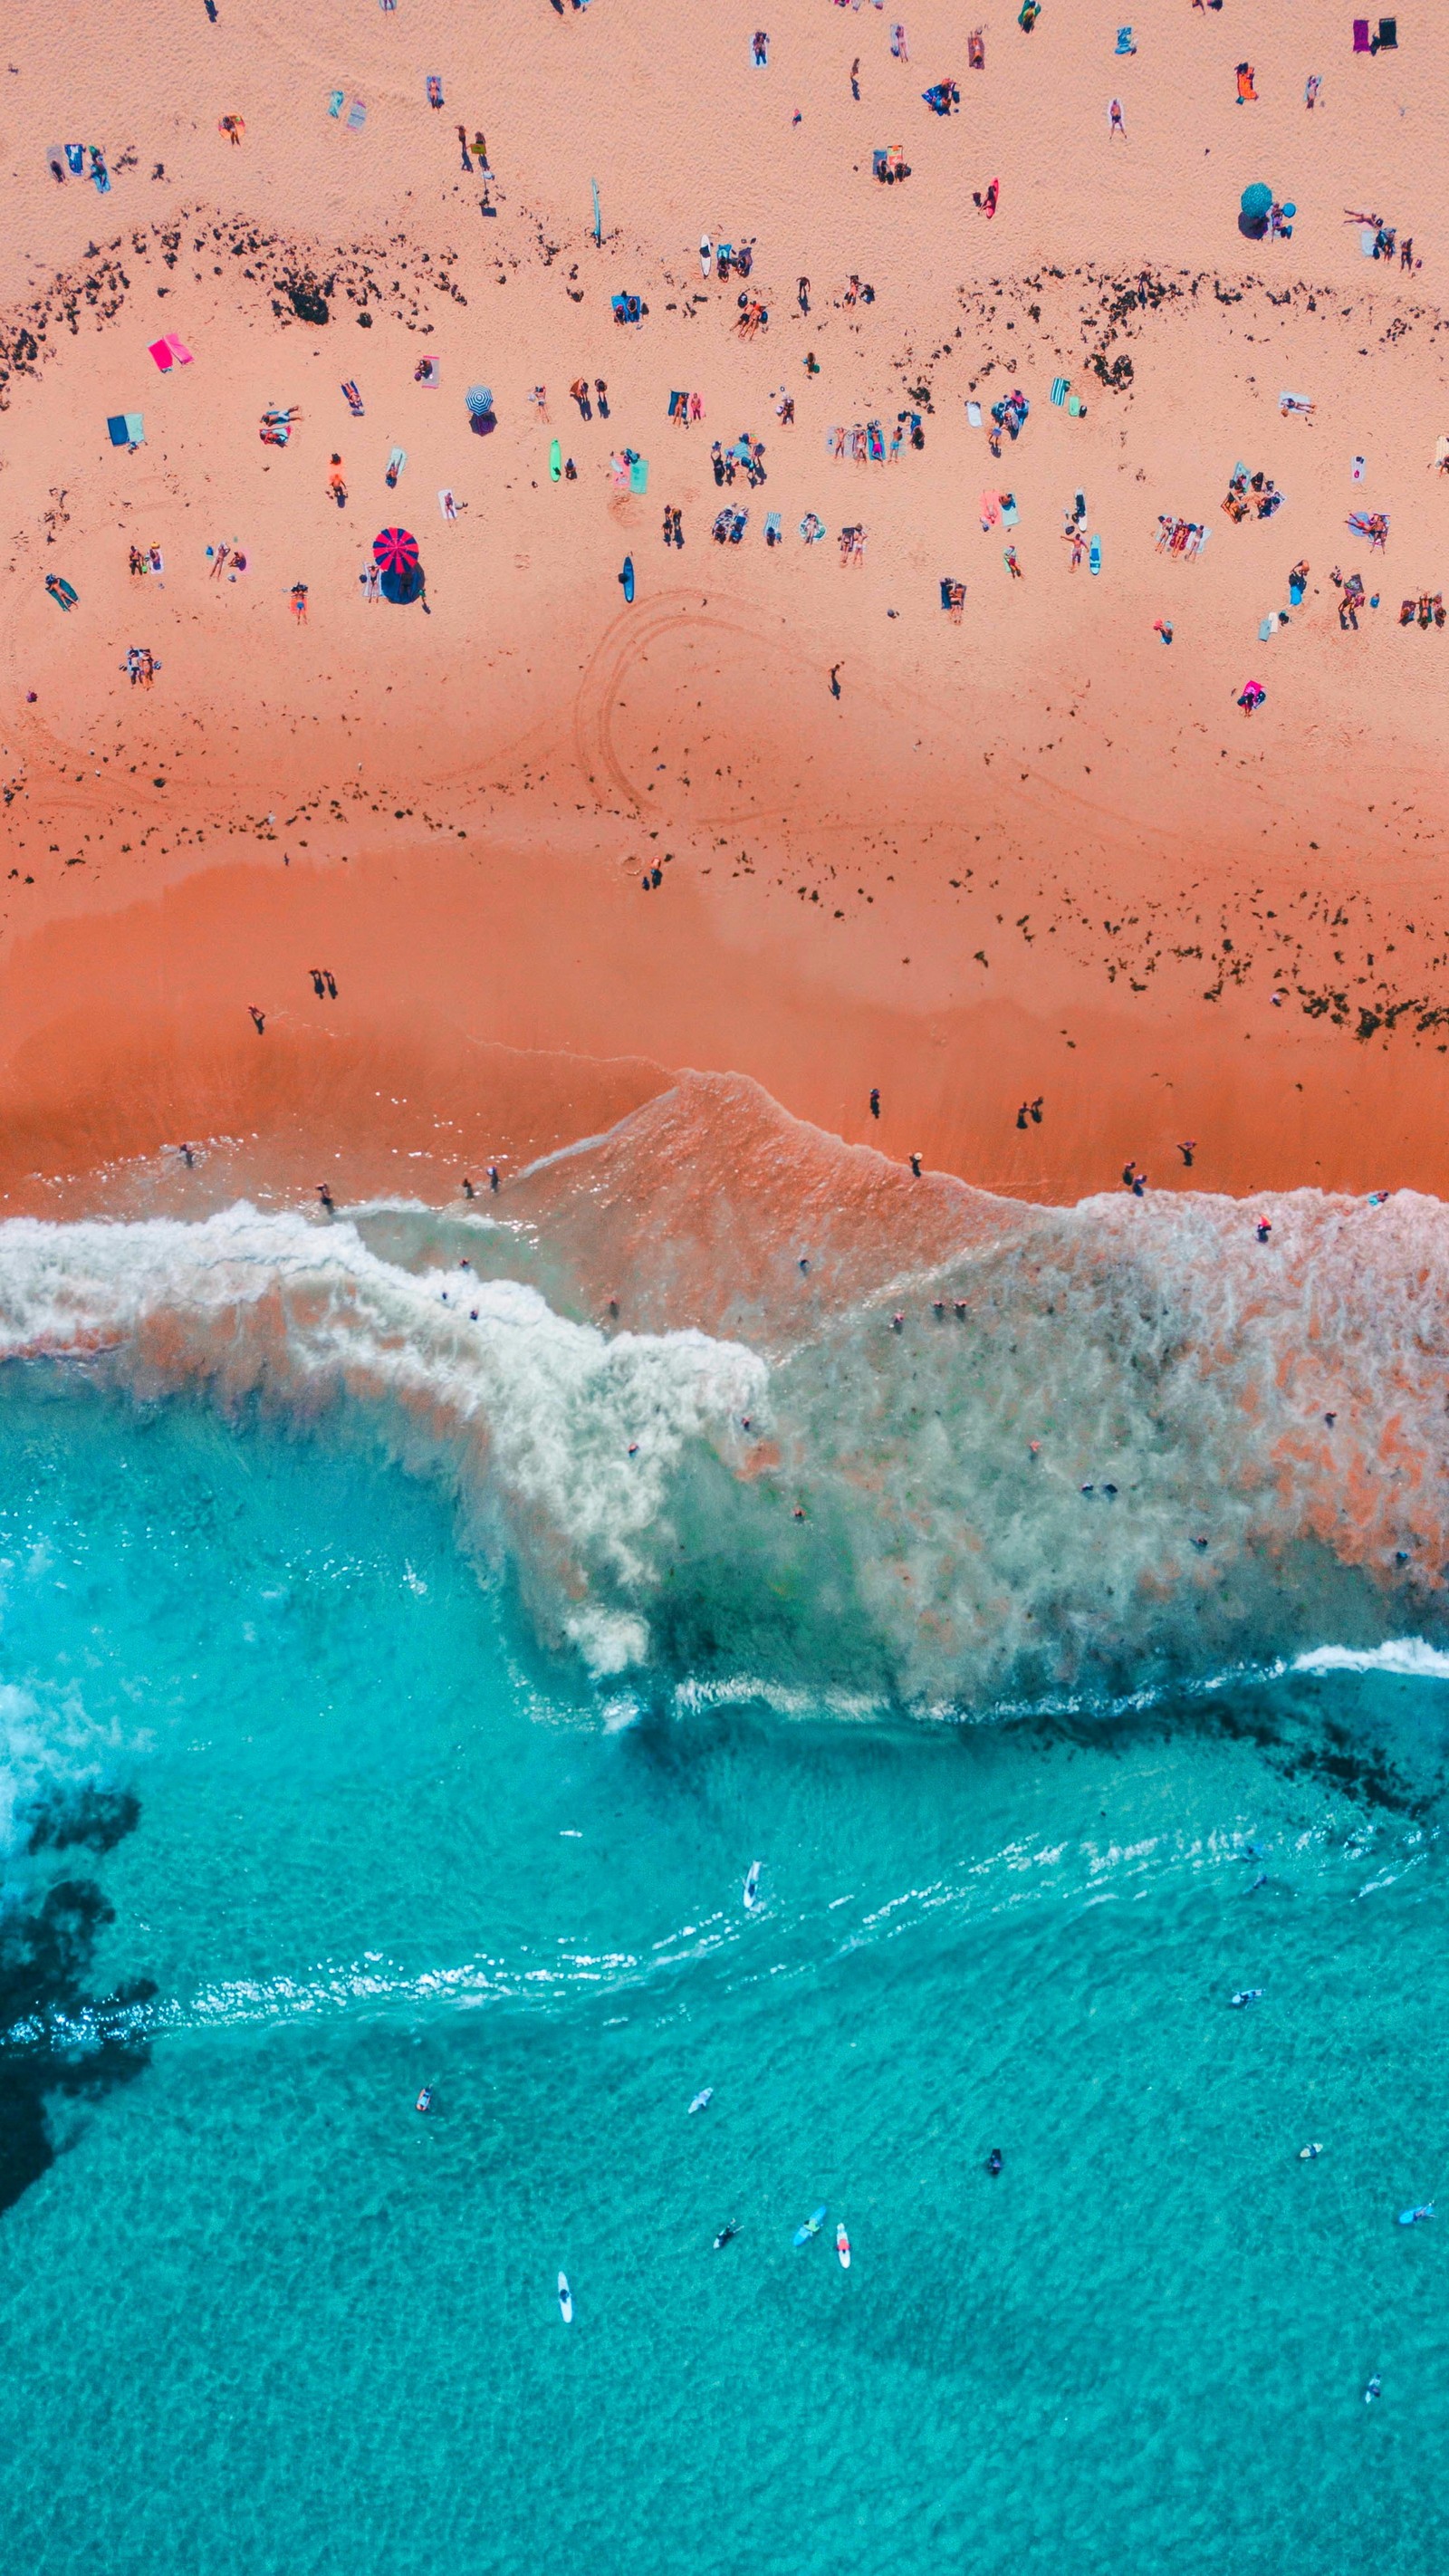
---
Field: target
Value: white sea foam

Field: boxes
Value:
[0,1202,767,1674]
[1293,1639,1449,1680]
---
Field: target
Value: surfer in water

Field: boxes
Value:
[714,2221,741,2250]
[987,2147,1003,2175]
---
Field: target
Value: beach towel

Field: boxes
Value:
[164,335,194,366]
[1000,495,1019,526]
[978,491,1000,528]
[799,513,825,541]
[342,381,365,416]
[629,457,649,495]
[1358,227,1377,255]
[1067,394,1084,417]
[107,413,143,447]
[148,339,174,371]
[387,447,407,485]
[414,358,441,388]
[64,142,85,173]
[1435,436,1449,469]
[1049,377,1070,407]
[1279,392,1314,415]
[764,511,782,543]
[1259,615,1277,641]
[668,390,687,418]
[1377,16,1396,46]
[611,293,629,320]
[346,98,367,130]
[1115,26,1135,53]
[728,510,748,543]
[966,400,983,428]
[1351,455,1365,481]
[891,24,907,59]
[426,75,444,108]
[868,421,885,462]
[328,90,344,117]
[1352,18,1370,48]
[550,439,561,483]
[46,144,66,183]
[92,160,110,195]
[438,489,457,520]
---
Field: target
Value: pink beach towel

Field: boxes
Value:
[165,334,194,364]
[147,338,174,371]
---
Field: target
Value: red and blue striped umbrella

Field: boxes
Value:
[372,526,419,573]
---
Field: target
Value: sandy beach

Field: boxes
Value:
[1,0,1447,1222]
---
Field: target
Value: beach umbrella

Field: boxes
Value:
[372,526,419,574]
[1240,182,1272,219]
[465,383,494,417]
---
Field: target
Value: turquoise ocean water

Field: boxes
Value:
[3,1198,1449,2570]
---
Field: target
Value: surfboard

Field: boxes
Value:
[836,2221,851,2270]
[792,2205,827,2247]
[1089,533,1102,575]
[558,2271,574,2321]
[620,555,635,602]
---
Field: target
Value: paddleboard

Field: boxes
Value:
[1089,533,1102,576]
[1298,2142,1324,2162]
[558,2271,573,2321]
[1398,2204,1434,2226]
[743,1860,761,1909]
[549,437,561,482]
[792,2205,827,2248]
[688,2086,714,2115]
[836,2221,851,2271]
[619,554,635,603]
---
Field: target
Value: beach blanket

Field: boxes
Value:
[1050,377,1069,407]
[1115,27,1136,53]
[1000,495,1019,526]
[1352,17,1371,47]
[164,335,194,366]
[346,98,367,131]
[966,400,983,427]
[438,489,457,520]
[764,511,782,543]
[148,339,174,372]
[387,447,407,484]
[1067,394,1084,416]
[107,413,142,446]
[629,457,649,494]
[799,513,825,542]
[328,91,344,118]
[342,381,365,416]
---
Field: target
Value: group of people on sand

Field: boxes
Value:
[128,543,164,579]
[1399,592,1445,630]
[1156,517,1208,558]
[120,644,158,687]
[1223,466,1283,524]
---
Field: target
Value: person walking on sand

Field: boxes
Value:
[456,124,472,170]
[1108,96,1126,137]
[869,1087,880,1118]
[798,276,811,315]
[249,1005,266,1033]
[328,454,347,506]
[830,663,842,697]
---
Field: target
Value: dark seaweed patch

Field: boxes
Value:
[0,1800,153,2221]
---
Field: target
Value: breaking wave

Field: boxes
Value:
[0,1109,1445,1718]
